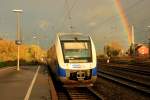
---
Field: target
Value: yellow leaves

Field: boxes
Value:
[104,41,123,57]
[0,39,46,62]
[108,41,123,51]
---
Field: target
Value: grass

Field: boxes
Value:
[0,62,7,68]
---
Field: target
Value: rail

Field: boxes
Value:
[98,70,150,94]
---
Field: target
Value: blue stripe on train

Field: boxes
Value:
[57,64,97,77]
[57,64,66,77]
[92,67,97,76]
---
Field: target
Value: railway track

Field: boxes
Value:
[52,79,102,100]
[65,87,102,100]
[100,63,150,85]
[102,63,150,74]
[47,65,102,100]
[98,70,150,94]
[98,57,150,67]
[52,86,102,100]
[109,66,150,76]
[52,86,103,100]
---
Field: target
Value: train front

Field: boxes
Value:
[56,33,97,87]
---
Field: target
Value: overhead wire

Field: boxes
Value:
[56,0,79,32]
[65,0,73,32]
[55,0,144,34]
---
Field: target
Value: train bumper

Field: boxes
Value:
[59,76,97,87]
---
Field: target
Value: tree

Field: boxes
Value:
[104,41,122,57]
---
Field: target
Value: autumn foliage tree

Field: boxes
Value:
[0,39,46,63]
[104,41,122,57]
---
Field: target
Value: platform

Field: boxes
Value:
[0,65,51,100]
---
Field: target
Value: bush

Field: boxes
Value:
[0,62,7,67]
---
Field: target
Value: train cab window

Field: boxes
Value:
[61,41,92,63]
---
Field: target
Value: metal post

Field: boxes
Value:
[17,46,20,71]
[17,12,20,40]
[131,25,135,56]
[17,12,20,71]
[12,9,23,71]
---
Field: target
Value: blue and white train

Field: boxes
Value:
[47,33,97,86]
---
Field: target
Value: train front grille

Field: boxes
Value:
[69,70,91,81]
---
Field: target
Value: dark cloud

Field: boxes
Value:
[0,0,149,53]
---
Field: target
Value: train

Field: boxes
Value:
[47,33,97,87]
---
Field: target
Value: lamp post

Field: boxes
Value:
[12,9,23,71]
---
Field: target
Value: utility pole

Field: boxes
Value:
[131,25,135,56]
[147,26,150,59]
[130,25,136,57]
[12,9,23,71]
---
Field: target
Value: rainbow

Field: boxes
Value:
[114,0,132,45]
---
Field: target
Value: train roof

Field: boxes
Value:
[58,33,90,41]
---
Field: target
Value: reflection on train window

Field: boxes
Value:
[62,41,92,63]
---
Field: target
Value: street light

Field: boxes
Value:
[12,9,23,71]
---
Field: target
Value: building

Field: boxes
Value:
[135,44,149,56]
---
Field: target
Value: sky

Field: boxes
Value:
[0,0,150,53]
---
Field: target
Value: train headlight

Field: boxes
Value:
[66,69,70,77]
[66,64,70,69]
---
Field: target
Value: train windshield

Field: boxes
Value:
[61,41,92,63]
